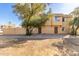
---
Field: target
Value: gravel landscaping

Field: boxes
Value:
[0,38,77,56]
[0,35,78,56]
[0,38,63,56]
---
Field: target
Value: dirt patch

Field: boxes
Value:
[0,38,77,56]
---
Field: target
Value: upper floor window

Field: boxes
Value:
[54,16,60,22]
[62,17,65,22]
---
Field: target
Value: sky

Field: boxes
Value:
[0,3,21,26]
[0,3,79,26]
[49,3,79,14]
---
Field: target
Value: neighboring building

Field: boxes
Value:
[0,13,73,35]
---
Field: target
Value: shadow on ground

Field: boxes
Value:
[0,38,28,48]
[0,38,51,48]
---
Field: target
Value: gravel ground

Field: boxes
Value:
[0,38,64,56]
[0,35,78,56]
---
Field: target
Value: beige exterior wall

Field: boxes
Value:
[2,27,26,35]
[53,15,63,25]
[42,26,54,34]
[62,17,72,34]
[41,14,73,34]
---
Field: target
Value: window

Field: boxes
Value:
[62,27,64,31]
[62,17,65,22]
[54,16,60,22]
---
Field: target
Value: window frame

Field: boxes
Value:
[54,16,60,22]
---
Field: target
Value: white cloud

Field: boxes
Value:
[61,3,79,14]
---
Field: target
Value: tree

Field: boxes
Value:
[70,7,79,17]
[69,17,79,35]
[31,14,49,34]
[13,3,48,35]
[69,7,79,35]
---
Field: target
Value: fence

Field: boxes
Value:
[0,27,38,35]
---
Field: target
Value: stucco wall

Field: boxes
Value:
[42,26,54,34]
[1,27,38,35]
[2,27,26,35]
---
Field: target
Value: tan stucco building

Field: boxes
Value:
[0,13,73,35]
[40,13,73,34]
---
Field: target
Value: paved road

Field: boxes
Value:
[0,34,66,39]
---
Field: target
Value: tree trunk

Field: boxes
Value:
[38,27,42,34]
[75,26,79,35]
[25,27,29,35]
[25,26,33,36]
[29,27,33,35]
[71,25,75,35]
[74,30,77,35]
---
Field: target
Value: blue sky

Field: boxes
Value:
[0,3,21,26]
[0,3,79,26]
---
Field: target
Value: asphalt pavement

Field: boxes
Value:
[0,34,66,39]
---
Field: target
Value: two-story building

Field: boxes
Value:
[40,13,73,34]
